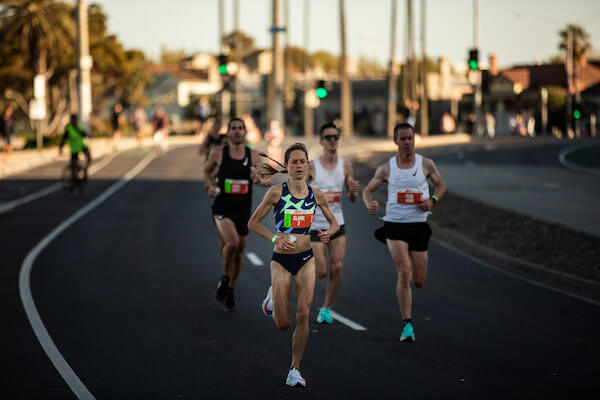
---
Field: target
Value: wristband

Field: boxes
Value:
[431,195,439,205]
[271,235,278,243]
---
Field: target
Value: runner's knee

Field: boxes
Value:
[330,260,343,275]
[275,315,291,331]
[413,277,425,288]
[296,306,310,325]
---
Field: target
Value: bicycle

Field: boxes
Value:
[60,159,88,198]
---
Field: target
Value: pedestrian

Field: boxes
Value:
[204,118,271,312]
[248,142,339,387]
[306,122,360,324]
[362,122,446,342]
[151,106,169,154]
[198,119,224,160]
[1,105,15,154]
[264,119,285,167]
[131,105,147,145]
[111,102,123,149]
[194,97,211,135]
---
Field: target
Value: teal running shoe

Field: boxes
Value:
[316,307,333,324]
[400,321,415,342]
[286,367,307,387]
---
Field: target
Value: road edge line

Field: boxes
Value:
[18,151,156,400]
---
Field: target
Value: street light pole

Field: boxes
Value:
[268,0,285,127]
[387,0,398,137]
[303,0,314,138]
[419,0,429,136]
[339,0,353,136]
[218,0,230,125]
[76,0,92,129]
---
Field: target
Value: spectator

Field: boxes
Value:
[1,105,15,154]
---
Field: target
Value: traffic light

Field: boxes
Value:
[468,48,479,71]
[573,102,582,120]
[218,54,228,75]
[316,80,328,99]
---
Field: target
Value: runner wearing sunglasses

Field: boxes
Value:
[306,122,360,324]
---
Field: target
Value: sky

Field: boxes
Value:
[73,0,600,69]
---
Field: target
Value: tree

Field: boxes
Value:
[284,45,312,73]
[310,50,339,73]
[223,30,255,60]
[559,24,592,63]
[357,56,386,77]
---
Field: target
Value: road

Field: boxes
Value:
[432,142,600,237]
[1,144,599,399]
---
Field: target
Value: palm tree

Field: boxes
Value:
[0,0,73,84]
[559,24,591,64]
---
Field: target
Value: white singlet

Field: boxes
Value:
[383,153,431,223]
[311,157,345,230]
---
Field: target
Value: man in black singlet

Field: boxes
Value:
[204,118,271,311]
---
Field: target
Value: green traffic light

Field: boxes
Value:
[468,60,478,70]
[573,109,581,120]
[316,87,328,99]
[219,64,228,75]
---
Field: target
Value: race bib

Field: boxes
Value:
[283,209,314,228]
[224,179,249,194]
[397,189,422,204]
[324,190,342,203]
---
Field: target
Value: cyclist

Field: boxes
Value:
[59,114,91,182]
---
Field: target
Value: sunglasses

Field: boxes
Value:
[322,134,340,141]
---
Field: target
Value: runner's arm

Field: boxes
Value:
[203,148,220,196]
[419,157,447,211]
[313,188,340,243]
[248,186,283,243]
[305,160,315,183]
[362,163,388,214]
[344,159,360,202]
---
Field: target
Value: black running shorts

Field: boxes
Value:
[382,221,432,251]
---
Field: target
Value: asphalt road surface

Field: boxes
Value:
[2,145,599,399]
[433,142,600,237]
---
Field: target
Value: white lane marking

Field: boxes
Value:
[464,160,477,168]
[558,143,600,176]
[0,152,119,215]
[329,310,367,331]
[19,151,157,400]
[246,252,264,267]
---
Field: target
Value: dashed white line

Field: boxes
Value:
[246,252,264,267]
[329,310,367,331]
[19,151,157,400]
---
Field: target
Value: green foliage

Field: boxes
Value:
[223,30,255,60]
[546,85,566,112]
[310,50,339,73]
[357,56,386,76]
[160,45,187,66]
[559,24,592,63]
[285,45,312,72]
[0,0,149,134]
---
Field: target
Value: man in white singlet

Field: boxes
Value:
[362,123,446,342]
[307,122,360,324]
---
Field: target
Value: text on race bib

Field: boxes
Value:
[397,189,423,205]
[283,209,314,228]
[224,179,249,194]
[324,190,342,203]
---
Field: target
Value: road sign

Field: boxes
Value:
[269,26,286,33]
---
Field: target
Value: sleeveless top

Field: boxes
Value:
[311,157,345,230]
[213,145,253,214]
[383,153,430,223]
[273,182,317,235]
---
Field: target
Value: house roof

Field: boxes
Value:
[145,65,209,81]
[500,63,600,92]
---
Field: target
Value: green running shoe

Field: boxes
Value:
[316,307,333,324]
[400,321,415,342]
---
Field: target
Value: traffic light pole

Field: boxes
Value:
[76,0,92,130]
[387,0,397,138]
[303,0,314,138]
[473,0,483,137]
[218,0,230,125]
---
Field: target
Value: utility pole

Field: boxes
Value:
[473,0,483,137]
[339,0,353,136]
[303,0,314,138]
[387,0,398,137]
[234,0,242,117]
[565,26,574,137]
[76,0,92,129]
[268,0,285,127]
[218,0,230,124]
[419,0,429,135]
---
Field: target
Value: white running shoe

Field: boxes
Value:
[286,367,307,387]
[262,286,273,317]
